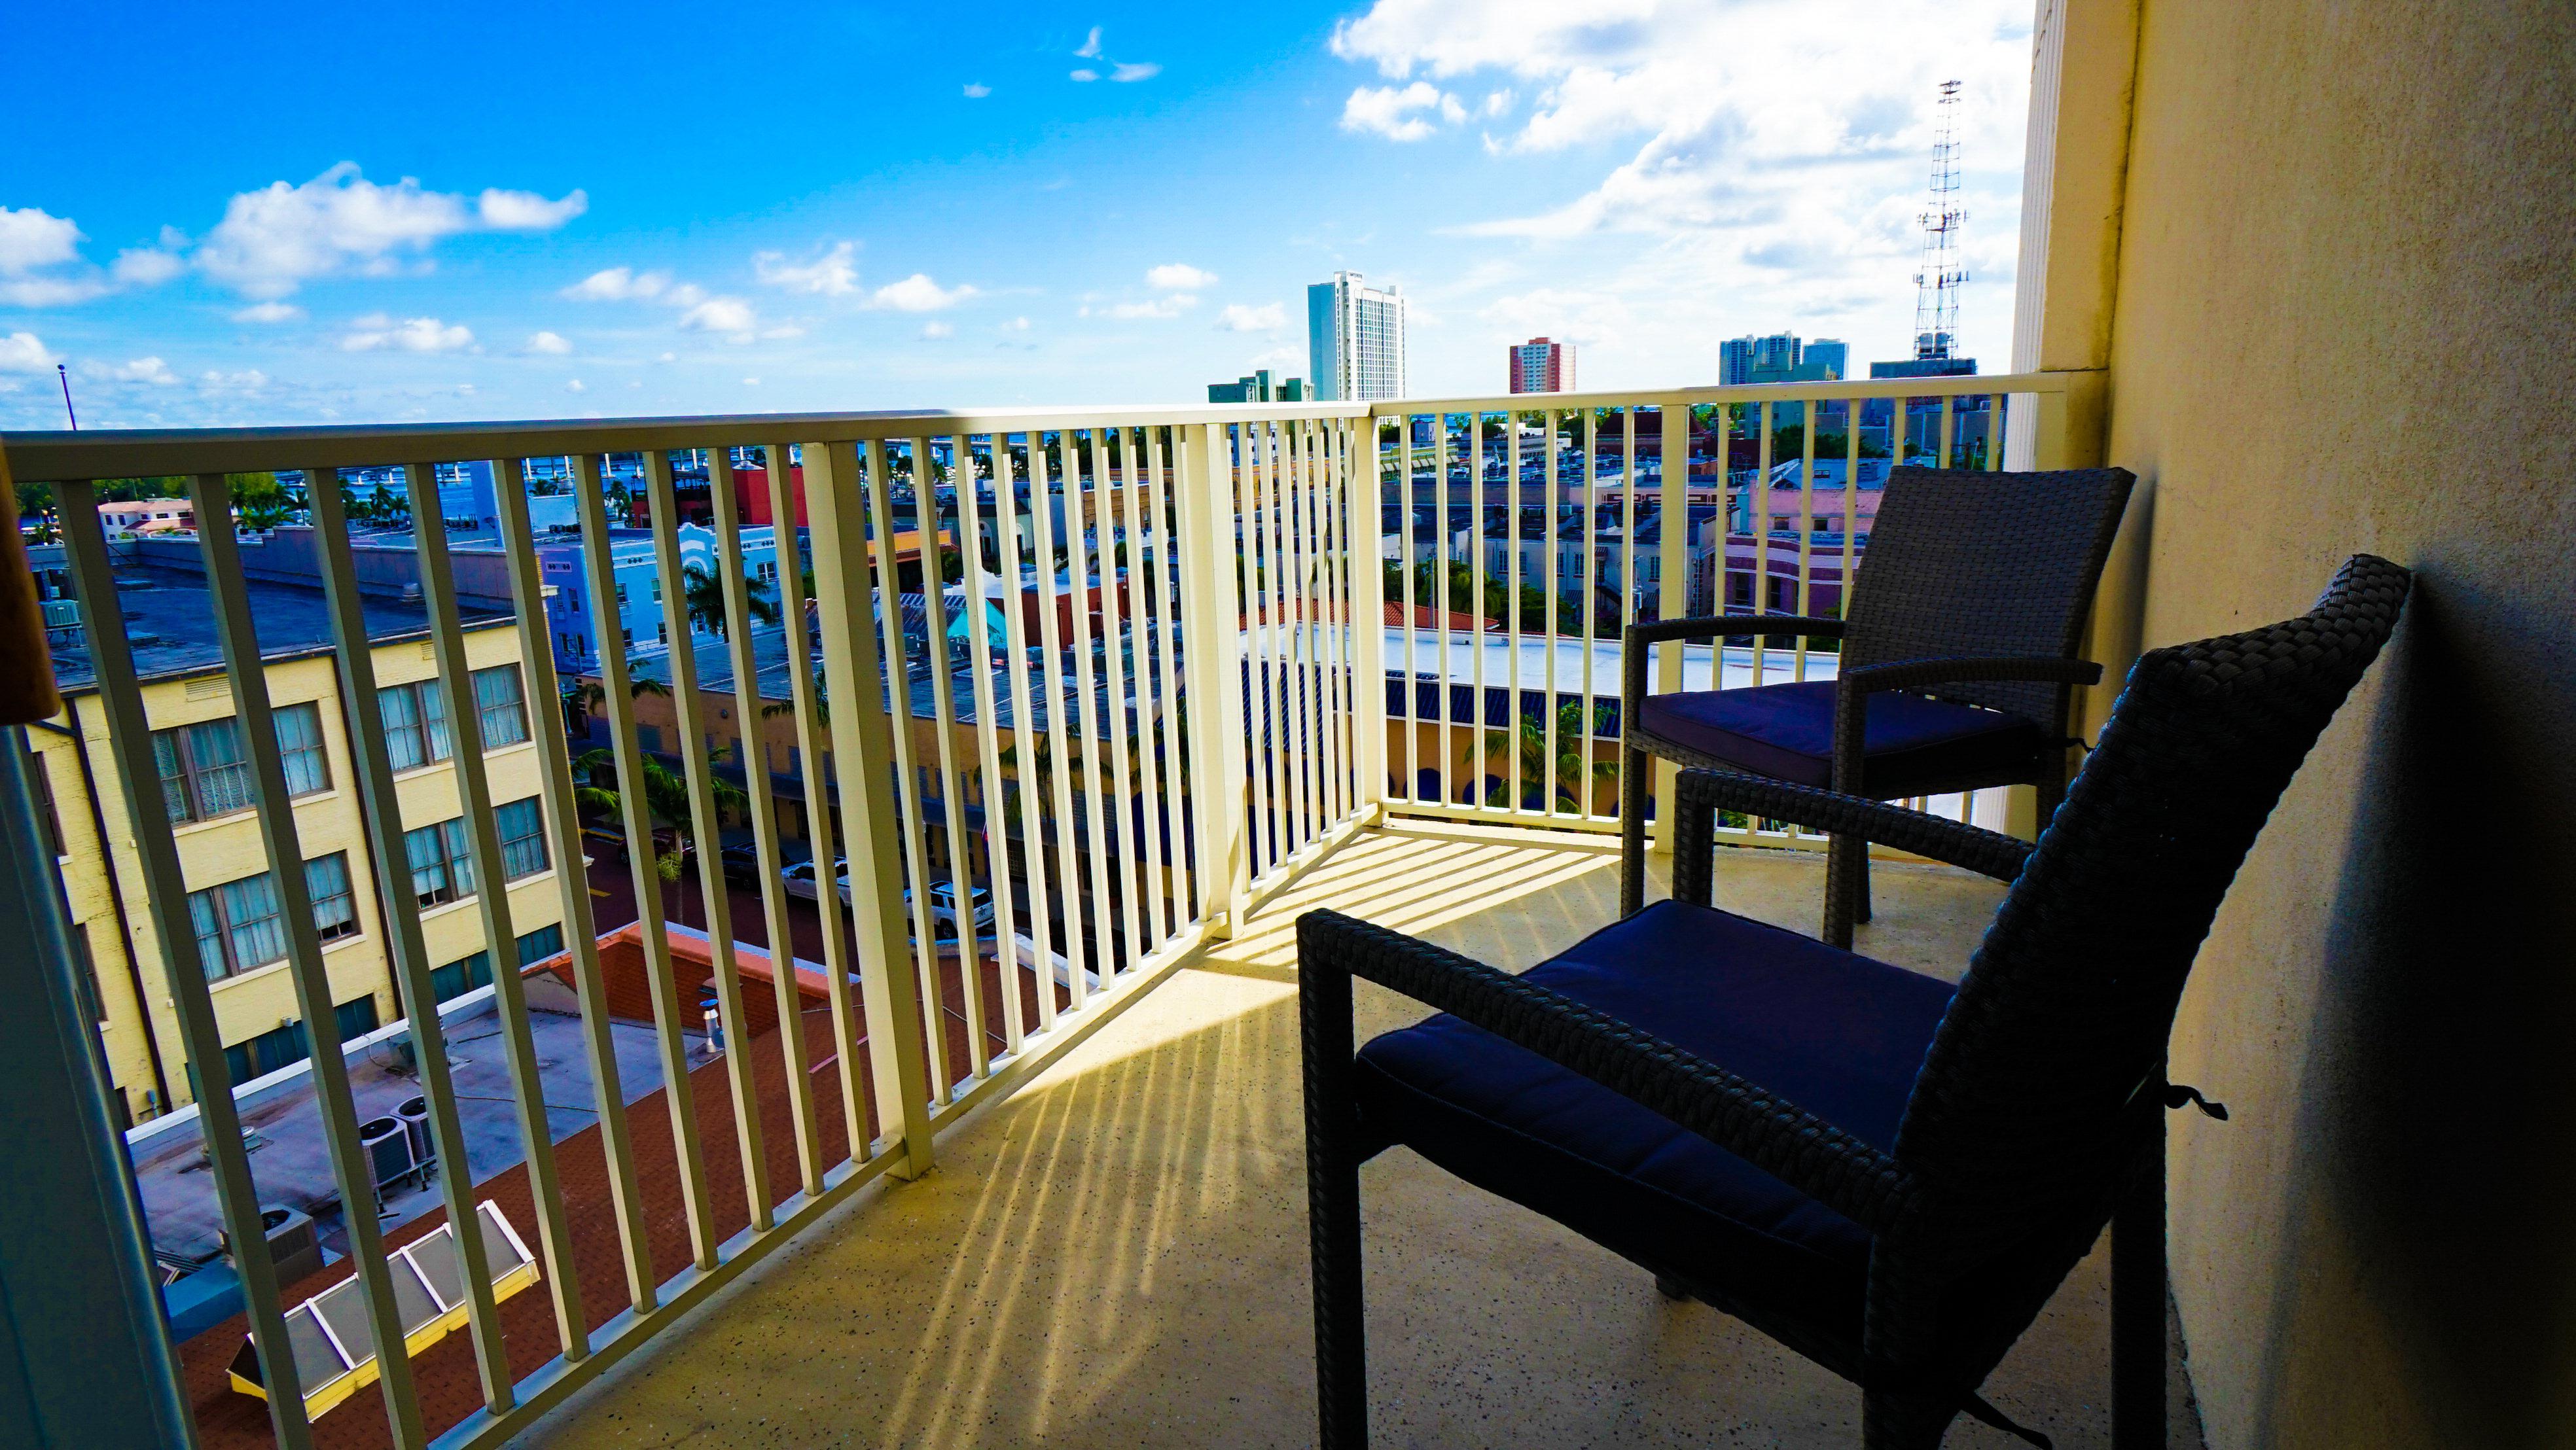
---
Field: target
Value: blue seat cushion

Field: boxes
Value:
[1636,679,2045,794]
[1353,900,1954,1343]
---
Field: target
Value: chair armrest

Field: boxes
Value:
[1830,653,2103,794]
[1838,653,2103,697]
[1296,908,1914,1233]
[1673,769,2034,885]
[1622,616,1844,715]
[1624,614,1846,648]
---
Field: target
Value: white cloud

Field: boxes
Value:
[1070,68,1100,82]
[869,273,976,311]
[1005,315,1031,331]
[567,378,586,392]
[230,301,304,323]
[526,330,573,354]
[1146,262,1217,291]
[195,163,585,298]
[1075,26,1103,58]
[963,82,991,98]
[342,314,474,352]
[920,321,955,340]
[198,368,268,393]
[109,357,180,386]
[110,247,183,286]
[0,275,111,306]
[476,187,588,229]
[1111,62,1161,82]
[1090,294,1196,321]
[1216,302,1287,332]
[1341,81,1461,141]
[0,331,59,372]
[0,208,81,274]
[742,376,761,385]
[562,266,670,300]
[679,296,760,338]
[755,241,859,295]
[1327,0,2033,371]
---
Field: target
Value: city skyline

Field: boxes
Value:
[1,1,2033,431]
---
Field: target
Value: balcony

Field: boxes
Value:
[0,374,2143,1449]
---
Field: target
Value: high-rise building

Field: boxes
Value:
[1719,332,1843,385]
[1207,368,1308,404]
[1507,336,1575,394]
[1307,270,1407,402]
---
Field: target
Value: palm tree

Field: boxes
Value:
[1482,700,1619,815]
[571,739,748,925]
[680,564,779,639]
[561,676,670,733]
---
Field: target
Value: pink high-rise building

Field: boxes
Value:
[1508,336,1575,394]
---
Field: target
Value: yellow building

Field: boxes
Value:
[26,552,565,1125]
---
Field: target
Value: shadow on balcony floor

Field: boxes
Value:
[520,822,2205,1449]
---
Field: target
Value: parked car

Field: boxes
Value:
[719,843,765,887]
[781,857,849,902]
[904,881,995,940]
[579,825,628,864]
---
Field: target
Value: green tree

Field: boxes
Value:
[1481,701,1620,815]
[679,564,779,638]
[571,738,747,924]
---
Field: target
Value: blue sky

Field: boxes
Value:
[1,0,2033,431]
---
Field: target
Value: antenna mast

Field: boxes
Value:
[1912,79,1968,360]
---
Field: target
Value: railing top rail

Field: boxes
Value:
[1362,369,2075,417]
[0,400,1369,482]
[0,369,2083,482]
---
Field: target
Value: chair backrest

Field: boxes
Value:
[1893,554,2411,1235]
[1842,467,2136,730]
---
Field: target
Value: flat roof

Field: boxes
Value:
[48,564,514,694]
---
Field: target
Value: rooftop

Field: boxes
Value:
[42,557,514,693]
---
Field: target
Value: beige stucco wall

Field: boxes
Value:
[2096,2,2576,1445]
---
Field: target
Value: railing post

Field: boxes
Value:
[803,439,936,1178]
[1175,423,1247,937]
[1348,414,1388,819]
[1651,402,1690,855]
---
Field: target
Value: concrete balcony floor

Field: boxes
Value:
[518,822,2206,1449]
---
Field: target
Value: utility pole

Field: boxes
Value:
[56,364,77,430]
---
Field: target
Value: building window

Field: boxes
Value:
[656,622,669,645]
[379,681,453,771]
[617,582,630,606]
[621,627,634,648]
[187,853,364,980]
[473,664,529,748]
[154,716,255,822]
[222,1019,310,1083]
[26,748,64,856]
[189,872,285,980]
[405,818,475,907]
[276,701,331,796]
[431,923,567,1003]
[307,851,359,942]
[495,797,548,879]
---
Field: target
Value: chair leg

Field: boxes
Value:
[1619,745,1649,918]
[2111,1114,2168,1450]
[1301,957,1369,1449]
[1823,832,1857,949]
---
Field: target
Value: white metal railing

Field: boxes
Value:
[1364,371,2088,849]
[7,400,1370,1450]
[1,372,2087,1447]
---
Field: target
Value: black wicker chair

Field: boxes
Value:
[1302,555,2410,1449]
[1620,466,2136,946]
